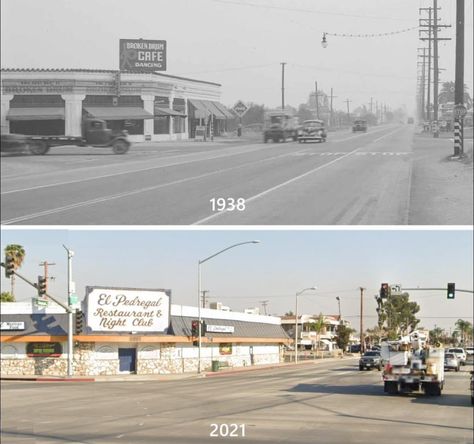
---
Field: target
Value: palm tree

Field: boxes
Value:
[438,81,472,108]
[309,313,326,357]
[4,244,26,299]
[455,319,473,346]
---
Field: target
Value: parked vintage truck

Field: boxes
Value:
[263,110,299,143]
[1,119,131,155]
[381,331,445,396]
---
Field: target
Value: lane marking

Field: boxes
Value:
[0,149,317,224]
[1,143,281,195]
[193,126,404,225]
[1,126,397,194]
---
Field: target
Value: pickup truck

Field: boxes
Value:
[1,119,130,155]
[359,350,382,371]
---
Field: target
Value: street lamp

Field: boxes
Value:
[295,286,317,364]
[197,240,260,374]
[321,33,328,48]
[63,244,74,377]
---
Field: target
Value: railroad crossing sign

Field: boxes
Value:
[233,100,249,117]
[453,104,467,119]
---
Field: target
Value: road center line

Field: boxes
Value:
[193,126,403,225]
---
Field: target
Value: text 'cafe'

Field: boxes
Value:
[0,287,290,376]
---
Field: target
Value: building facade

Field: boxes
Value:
[1,297,290,377]
[1,69,234,143]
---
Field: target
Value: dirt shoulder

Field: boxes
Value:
[408,132,473,225]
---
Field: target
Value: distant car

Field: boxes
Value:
[444,353,460,372]
[359,351,382,371]
[447,348,467,365]
[352,119,367,132]
[349,344,361,353]
[297,120,327,143]
[465,346,474,356]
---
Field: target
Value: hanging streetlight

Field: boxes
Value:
[321,33,328,48]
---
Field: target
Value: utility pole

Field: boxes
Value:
[281,62,286,111]
[39,261,55,293]
[369,97,374,115]
[260,300,269,315]
[417,48,428,121]
[432,0,440,137]
[344,99,351,125]
[454,0,465,156]
[329,88,337,128]
[419,3,451,132]
[314,81,320,119]
[359,287,365,354]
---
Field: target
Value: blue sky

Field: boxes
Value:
[1,228,472,332]
[2,0,472,113]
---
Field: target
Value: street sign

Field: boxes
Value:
[453,104,467,118]
[233,100,249,117]
[34,297,48,307]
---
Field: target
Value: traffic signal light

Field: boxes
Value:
[37,276,47,296]
[191,320,199,337]
[4,255,15,278]
[75,311,84,334]
[380,283,390,299]
[447,283,455,299]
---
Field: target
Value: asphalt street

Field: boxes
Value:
[1,359,473,444]
[1,124,434,225]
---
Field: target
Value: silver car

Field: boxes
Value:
[447,348,467,365]
[444,353,460,372]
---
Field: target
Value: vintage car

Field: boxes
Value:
[352,119,368,132]
[297,120,327,143]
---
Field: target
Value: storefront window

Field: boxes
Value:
[154,117,170,134]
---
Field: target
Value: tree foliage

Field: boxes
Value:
[376,292,420,340]
[1,291,15,302]
[4,244,26,299]
[336,323,354,350]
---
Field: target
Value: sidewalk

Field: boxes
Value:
[0,356,355,383]
[409,129,473,225]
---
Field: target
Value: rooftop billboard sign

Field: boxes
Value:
[119,39,167,72]
[85,286,170,332]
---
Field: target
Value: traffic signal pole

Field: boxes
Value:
[1,262,74,377]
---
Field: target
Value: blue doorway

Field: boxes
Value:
[118,348,136,373]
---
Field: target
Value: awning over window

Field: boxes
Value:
[6,107,65,121]
[83,107,154,120]
[188,99,233,120]
[154,107,187,117]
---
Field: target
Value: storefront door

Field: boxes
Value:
[118,348,136,373]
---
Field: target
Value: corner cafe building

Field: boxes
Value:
[0,287,290,376]
[0,68,234,142]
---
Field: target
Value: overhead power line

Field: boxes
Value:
[211,0,414,21]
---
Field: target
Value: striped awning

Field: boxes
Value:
[154,107,187,117]
[83,107,154,120]
[188,99,233,120]
[6,107,65,121]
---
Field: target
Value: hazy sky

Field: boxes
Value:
[1,0,472,113]
[1,229,472,332]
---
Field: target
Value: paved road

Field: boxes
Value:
[1,124,421,225]
[1,359,473,443]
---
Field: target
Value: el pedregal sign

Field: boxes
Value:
[85,287,170,332]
